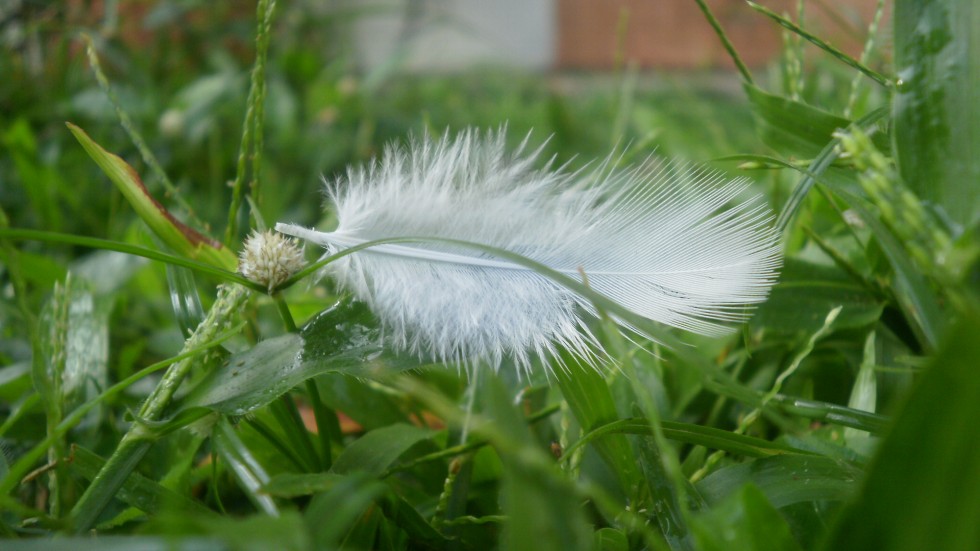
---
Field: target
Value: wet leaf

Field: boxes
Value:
[177,298,419,416]
[696,455,861,508]
[893,0,980,228]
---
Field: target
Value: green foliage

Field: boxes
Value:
[1,1,978,550]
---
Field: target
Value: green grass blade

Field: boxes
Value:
[746,1,890,87]
[553,364,643,500]
[68,445,214,518]
[481,376,593,551]
[562,417,814,461]
[304,472,387,549]
[833,190,947,350]
[331,424,435,476]
[0,323,241,498]
[744,84,854,159]
[773,107,889,232]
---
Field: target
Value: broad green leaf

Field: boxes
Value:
[750,259,884,337]
[744,84,851,158]
[331,423,436,476]
[66,122,237,271]
[68,445,214,518]
[893,0,980,228]
[823,314,980,551]
[696,455,861,508]
[690,483,803,551]
[178,298,419,415]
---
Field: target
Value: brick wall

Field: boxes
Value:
[558,0,885,69]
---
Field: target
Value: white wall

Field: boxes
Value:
[350,0,555,71]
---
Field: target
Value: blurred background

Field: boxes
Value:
[0,0,888,249]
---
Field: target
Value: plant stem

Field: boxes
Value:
[270,396,320,472]
[273,292,337,470]
[0,228,262,290]
[693,0,754,84]
[305,380,337,470]
[69,284,248,533]
[83,35,202,227]
[249,0,276,217]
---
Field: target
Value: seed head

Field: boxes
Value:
[239,230,305,292]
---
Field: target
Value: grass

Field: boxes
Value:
[1,1,978,550]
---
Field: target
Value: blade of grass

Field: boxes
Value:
[213,420,278,516]
[68,445,215,518]
[0,228,261,291]
[845,0,886,118]
[693,307,842,482]
[81,35,202,226]
[66,122,238,271]
[560,418,816,462]
[823,314,980,551]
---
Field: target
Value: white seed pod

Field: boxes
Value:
[239,230,305,292]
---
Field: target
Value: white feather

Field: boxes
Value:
[276,130,781,376]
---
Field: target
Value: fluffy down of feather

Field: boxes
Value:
[277,130,781,376]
